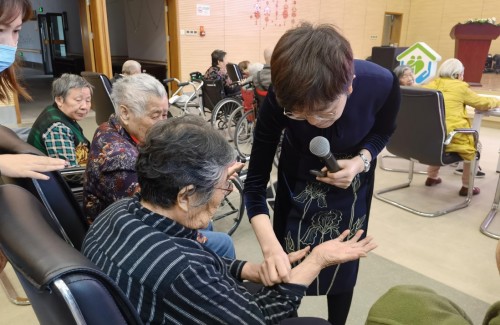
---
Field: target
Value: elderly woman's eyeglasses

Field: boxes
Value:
[215,180,234,197]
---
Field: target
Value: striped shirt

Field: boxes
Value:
[82,196,306,325]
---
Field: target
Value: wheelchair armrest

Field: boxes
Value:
[59,166,86,177]
[444,128,478,148]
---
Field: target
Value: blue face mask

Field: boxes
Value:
[0,44,17,73]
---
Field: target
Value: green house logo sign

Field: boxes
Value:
[396,42,442,84]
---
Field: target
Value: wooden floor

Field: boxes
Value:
[472,72,500,94]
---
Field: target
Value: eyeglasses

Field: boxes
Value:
[215,180,234,197]
[283,107,337,121]
[282,86,353,122]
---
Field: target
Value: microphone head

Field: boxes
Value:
[309,136,330,158]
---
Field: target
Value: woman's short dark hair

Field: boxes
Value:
[271,22,354,114]
[136,115,235,209]
[211,50,227,67]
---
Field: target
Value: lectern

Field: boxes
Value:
[450,23,500,85]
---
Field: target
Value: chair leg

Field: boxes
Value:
[374,159,475,217]
[480,158,500,239]
[379,154,427,174]
[0,270,30,305]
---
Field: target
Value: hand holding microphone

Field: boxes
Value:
[309,136,341,177]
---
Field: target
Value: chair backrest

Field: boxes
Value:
[0,185,143,325]
[81,71,115,125]
[202,78,225,111]
[226,63,243,82]
[386,86,460,166]
[0,125,88,250]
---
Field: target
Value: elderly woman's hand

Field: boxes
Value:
[310,230,376,268]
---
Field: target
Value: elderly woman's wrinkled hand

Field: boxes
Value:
[0,154,67,180]
[311,229,376,269]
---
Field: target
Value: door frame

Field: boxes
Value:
[79,0,179,80]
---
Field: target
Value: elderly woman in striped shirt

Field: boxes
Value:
[82,115,376,325]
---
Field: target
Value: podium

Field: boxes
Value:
[450,23,500,85]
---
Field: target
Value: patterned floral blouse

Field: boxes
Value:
[83,115,140,223]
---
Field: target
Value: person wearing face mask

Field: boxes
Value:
[0,0,66,271]
[0,0,66,178]
[243,23,400,325]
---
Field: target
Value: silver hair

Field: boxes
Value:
[437,58,464,79]
[51,74,93,101]
[393,65,413,80]
[122,60,142,75]
[111,73,167,116]
[137,115,236,209]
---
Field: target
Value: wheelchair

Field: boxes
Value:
[164,77,204,117]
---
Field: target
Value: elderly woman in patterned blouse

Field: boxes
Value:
[83,73,236,259]
[83,73,169,222]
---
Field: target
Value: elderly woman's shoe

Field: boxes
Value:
[425,177,442,186]
[458,186,480,196]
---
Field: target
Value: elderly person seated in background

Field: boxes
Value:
[111,59,142,83]
[28,73,92,167]
[82,115,376,325]
[252,47,273,92]
[422,58,500,196]
[83,73,235,258]
[394,65,415,86]
[204,49,241,96]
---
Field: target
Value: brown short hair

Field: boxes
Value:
[271,23,354,114]
[0,0,33,102]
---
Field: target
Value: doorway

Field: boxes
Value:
[382,13,403,47]
[38,13,68,75]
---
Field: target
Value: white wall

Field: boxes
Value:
[107,0,167,62]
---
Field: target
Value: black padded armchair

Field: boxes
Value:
[0,185,143,325]
[374,86,478,217]
[81,71,115,125]
[0,125,88,249]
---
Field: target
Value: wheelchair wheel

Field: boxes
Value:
[226,106,244,142]
[210,98,242,138]
[234,110,255,160]
[212,176,244,236]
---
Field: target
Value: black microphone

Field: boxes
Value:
[309,136,341,173]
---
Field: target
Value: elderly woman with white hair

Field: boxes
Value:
[423,58,500,196]
[83,73,236,258]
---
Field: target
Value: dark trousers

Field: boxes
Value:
[242,282,331,324]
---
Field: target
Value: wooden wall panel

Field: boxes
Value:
[407,0,500,64]
[174,0,500,79]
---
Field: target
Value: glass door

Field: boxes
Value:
[37,13,67,75]
[37,14,52,74]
